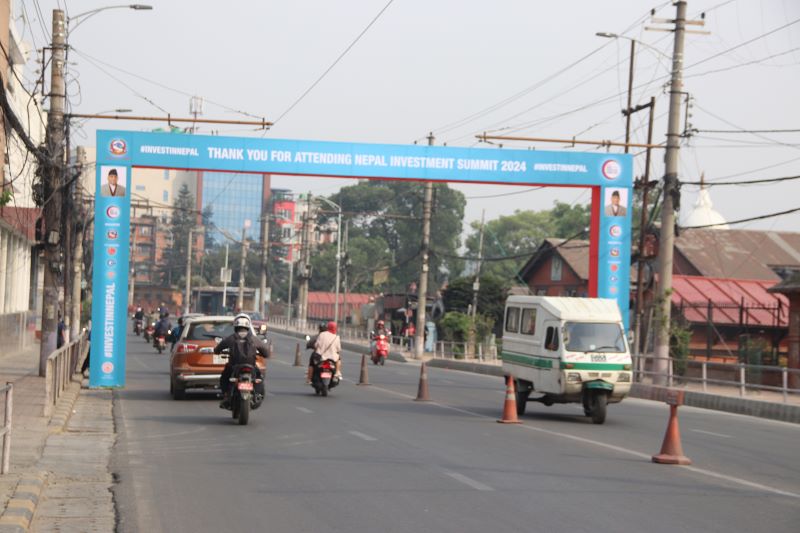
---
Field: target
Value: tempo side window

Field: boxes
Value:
[505,307,520,334]
[520,308,537,336]
[545,326,559,351]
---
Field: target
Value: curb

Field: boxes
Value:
[0,471,47,532]
[427,358,504,377]
[270,326,410,364]
[629,383,800,424]
[48,381,82,432]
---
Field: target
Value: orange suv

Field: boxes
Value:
[170,316,267,400]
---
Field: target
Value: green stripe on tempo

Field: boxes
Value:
[502,351,628,371]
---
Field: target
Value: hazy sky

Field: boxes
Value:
[20,0,800,236]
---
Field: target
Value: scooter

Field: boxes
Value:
[143,322,155,343]
[133,318,143,336]
[311,359,339,397]
[370,332,390,365]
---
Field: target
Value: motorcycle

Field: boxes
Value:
[143,322,155,343]
[370,332,390,365]
[133,318,143,336]
[311,358,339,397]
[153,329,169,354]
[226,363,264,425]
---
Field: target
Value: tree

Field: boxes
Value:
[160,184,197,287]
[442,274,508,335]
[329,181,465,294]
[463,201,590,283]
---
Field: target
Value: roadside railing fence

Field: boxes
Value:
[633,354,800,403]
[0,383,12,474]
[44,332,89,417]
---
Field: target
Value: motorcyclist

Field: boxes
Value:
[215,314,271,408]
[154,312,172,343]
[370,319,391,354]
[312,321,342,382]
[305,323,328,384]
[133,307,144,333]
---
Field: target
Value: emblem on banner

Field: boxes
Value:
[602,160,621,180]
[109,138,127,156]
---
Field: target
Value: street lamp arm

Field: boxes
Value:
[68,4,153,35]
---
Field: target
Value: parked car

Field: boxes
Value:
[169,315,267,400]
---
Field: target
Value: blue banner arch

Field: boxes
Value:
[91,130,632,388]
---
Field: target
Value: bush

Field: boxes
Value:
[669,320,691,376]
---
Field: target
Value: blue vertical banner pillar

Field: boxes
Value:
[89,136,132,388]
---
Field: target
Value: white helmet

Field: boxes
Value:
[233,314,251,330]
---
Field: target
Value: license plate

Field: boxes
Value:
[321,372,332,379]
[213,354,228,365]
[591,354,607,362]
[237,382,253,391]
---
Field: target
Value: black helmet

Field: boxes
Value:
[318,322,327,332]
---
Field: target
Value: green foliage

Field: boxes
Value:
[464,201,590,282]
[0,188,12,207]
[439,311,495,347]
[330,181,465,293]
[669,320,692,376]
[442,275,508,335]
[160,184,197,288]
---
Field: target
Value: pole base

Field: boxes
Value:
[497,419,521,424]
[652,453,692,465]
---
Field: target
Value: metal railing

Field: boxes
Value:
[44,332,89,417]
[0,383,12,474]
[633,354,800,403]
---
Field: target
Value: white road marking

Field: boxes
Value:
[691,429,732,439]
[444,472,494,492]
[296,407,313,414]
[362,385,800,500]
[348,431,377,442]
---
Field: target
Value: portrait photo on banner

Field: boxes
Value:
[100,166,127,198]
[603,187,628,217]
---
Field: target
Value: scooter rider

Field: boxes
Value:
[371,319,390,354]
[312,321,342,381]
[154,312,172,342]
[171,316,185,351]
[133,307,144,332]
[216,314,271,408]
[305,323,328,384]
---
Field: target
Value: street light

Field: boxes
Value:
[314,197,342,326]
[68,5,153,35]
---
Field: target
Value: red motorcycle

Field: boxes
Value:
[311,359,339,397]
[371,333,390,365]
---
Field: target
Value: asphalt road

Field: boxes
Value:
[112,331,800,533]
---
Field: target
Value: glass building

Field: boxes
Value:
[200,172,270,243]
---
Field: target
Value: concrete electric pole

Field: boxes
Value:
[39,9,67,375]
[237,225,248,312]
[413,133,435,359]
[69,146,87,342]
[184,228,193,314]
[653,1,689,384]
[259,207,270,317]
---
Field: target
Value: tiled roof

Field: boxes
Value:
[672,275,788,327]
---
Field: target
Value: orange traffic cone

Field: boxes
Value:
[497,376,521,424]
[293,343,302,367]
[652,392,692,465]
[358,354,370,386]
[414,362,431,401]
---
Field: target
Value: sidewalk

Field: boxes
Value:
[0,342,116,532]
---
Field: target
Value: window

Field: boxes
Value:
[163,190,169,202]
[545,327,559,351]
[551,256,562,281]
[140,226,152,236]
[282,226,293,239]
[564,322,626,353]
[135,184,146,191]
[505,307,520,334]
[520,308,537,335]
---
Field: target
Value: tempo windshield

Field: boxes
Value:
[564,322,625,353]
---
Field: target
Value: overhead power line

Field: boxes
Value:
[681,206,800,230]
[682,174,800,187]
[273,0,396,125]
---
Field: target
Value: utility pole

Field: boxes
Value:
[414,133,435,359]
[471,210,486,320]
[259,210,270,317]
[633,97,656,358]
[297,194,312,325]
[653,1,689,384]
[39,9,67,375]
[69,146,86,341]
[221,243,229,312]
[237,225,248,312]
[184,228,193,314]
[129,218,138,309]
[624,38,635,155]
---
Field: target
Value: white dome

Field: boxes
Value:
[684,187,729,230]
